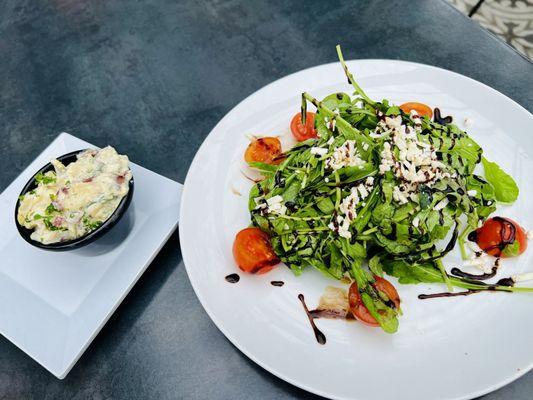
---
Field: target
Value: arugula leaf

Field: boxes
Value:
[368,255,383,277]
[481,157,518,203]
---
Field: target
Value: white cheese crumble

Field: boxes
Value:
[433,198,449,211]
[310,147,328,156]
[375,114,455,204]
[362,143,369,151]
[393,186,409,204]
[467,189,477,197]
[328,177,374,238]
[412,216,420,228]
[464,241,494,273]
[326,140,364,170]
[327,137,335,145]
[254,195,287,215]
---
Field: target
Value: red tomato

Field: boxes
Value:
[348,277,400,327]
[244,137,283,165]
[399,102,433,119]
[232,227,280,274]
[290,112,317,141]
[473,217,527,257]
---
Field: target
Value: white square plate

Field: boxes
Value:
[0,133,182,378]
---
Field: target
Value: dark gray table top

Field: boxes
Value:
[1,0,532,398]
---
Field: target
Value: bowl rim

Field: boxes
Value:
[14,149,134,251]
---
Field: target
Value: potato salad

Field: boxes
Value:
[17,146,132,244]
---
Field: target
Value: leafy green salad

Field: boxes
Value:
[245,46,531,333]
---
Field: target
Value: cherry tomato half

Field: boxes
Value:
[233,227,280,274]
[473,217,527,257]
[348,277,400,327]
[399,102,433,119]
[290,112,317,142]
[244,137,283,165]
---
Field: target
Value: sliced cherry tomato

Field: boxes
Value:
[399,102,433,119]
[232,227,280,274]
[473,217,527,257]
[348,277,400,327]
[244,137,283,165]
[290,112,317,141]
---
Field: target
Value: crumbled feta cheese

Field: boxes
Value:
[324,115,337,131]
[326,140,364,170]
[255,195,286,215]
[324,177,329,183]
[357,183,369,199]
[310,147,328,156]
[365,176,374,186]
[463,256,493,274]
[328,214,352,239]
[379,142,394,174]
[393,186,409,204]
[375,113,454,204]
[327,137,334,145]
[362,143,369,151]
[328,176,374,238]
[433,198,449,211]
[339,187,360,221]
[467,189,477,197]
[412,216,420,228]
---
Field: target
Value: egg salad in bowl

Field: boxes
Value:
[17,146,132,245]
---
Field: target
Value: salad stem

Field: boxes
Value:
[436,259,453,292]
[335,45,375,105]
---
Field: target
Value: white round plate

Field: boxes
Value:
[179,60,533,400]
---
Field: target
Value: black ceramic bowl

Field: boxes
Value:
[14,149,134,251]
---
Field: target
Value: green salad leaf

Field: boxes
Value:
[481,157,519,203]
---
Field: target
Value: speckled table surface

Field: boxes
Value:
[0,0,532,399]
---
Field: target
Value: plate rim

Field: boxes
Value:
[179,59,533,400]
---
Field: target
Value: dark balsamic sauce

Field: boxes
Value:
[298,294,326,345]
[451,265,498,281]
[271,280,284,287]
[225,273,240,283]
[418,290,476,300]
[433,108,453,125]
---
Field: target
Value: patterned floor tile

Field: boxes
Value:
[446,0,533,60]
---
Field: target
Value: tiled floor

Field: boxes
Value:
[447,0,533,60]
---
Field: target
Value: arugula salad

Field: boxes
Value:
[232,46,532,334]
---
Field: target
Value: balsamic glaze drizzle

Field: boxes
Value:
[433,108,453,125]
[225,273,240,283]
[298,294,326,345]
[450,265,498,281]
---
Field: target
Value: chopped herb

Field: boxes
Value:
[34,172,56,185]
[83,217,102,231]
[45,203,58,215]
